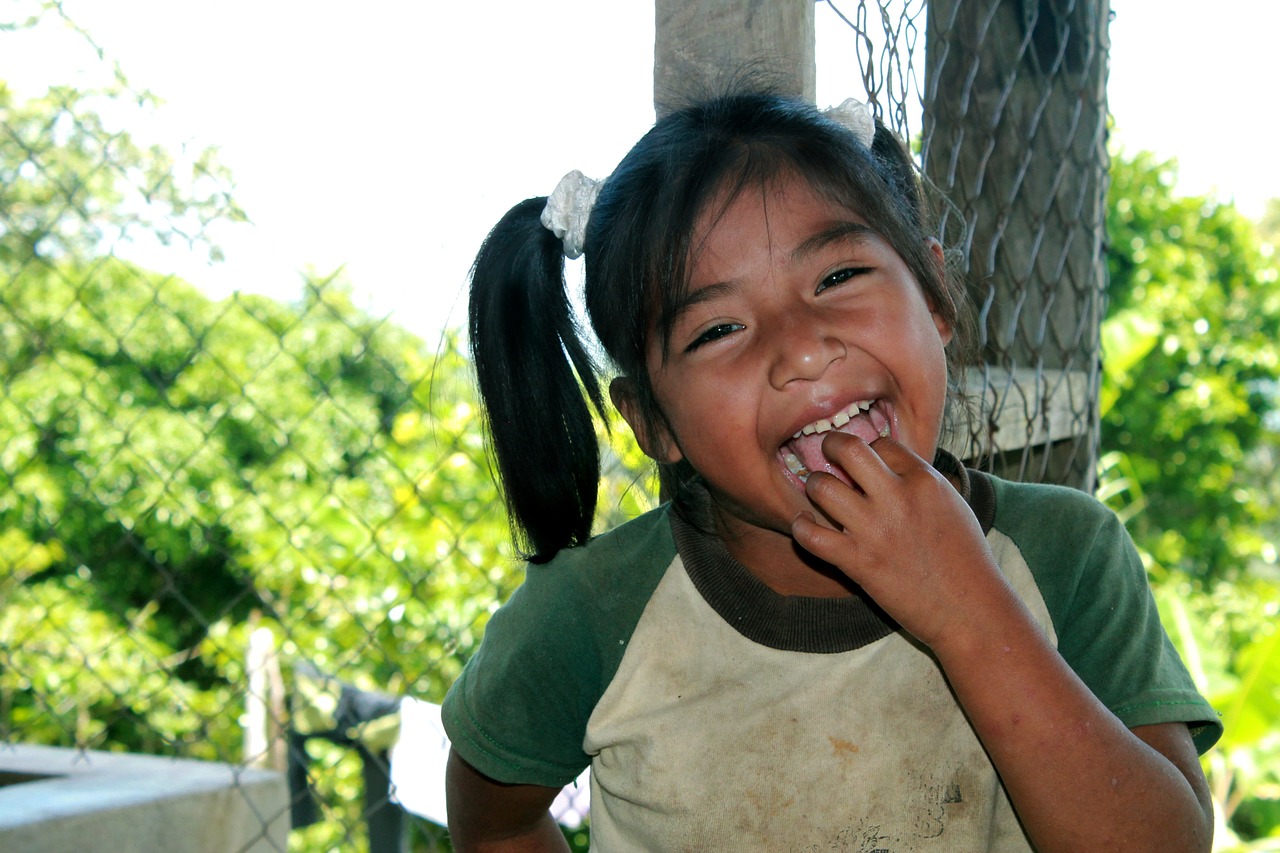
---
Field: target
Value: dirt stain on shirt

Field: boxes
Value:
[829,735,861,757]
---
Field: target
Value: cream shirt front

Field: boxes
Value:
[583,530,1052,852]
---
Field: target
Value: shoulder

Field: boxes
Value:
[973,471,1221,751]
[974,473,1135,587]
[480,503,681,680]
[970,471,1144,633]
[513,502,679,618]
[981,474,1124,549]
[441,504,680,786]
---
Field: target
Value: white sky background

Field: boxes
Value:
[3,0,1278,340]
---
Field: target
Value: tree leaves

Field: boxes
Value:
[1104,149,1280,847]
[1102,149,1280,583]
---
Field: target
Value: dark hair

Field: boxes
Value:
[469,91,974,562]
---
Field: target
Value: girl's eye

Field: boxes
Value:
[685,322,744,352]
[817,266,872,293]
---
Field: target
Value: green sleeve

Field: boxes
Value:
[441,505,676,787]
[991,479,1223,754]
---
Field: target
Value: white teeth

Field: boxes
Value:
[782,448,811,482]
[791,399,878,439]
[784,400,886,483]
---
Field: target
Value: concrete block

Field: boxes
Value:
[0,744,289,853]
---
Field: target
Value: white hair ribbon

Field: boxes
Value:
[540,170,602,259]
[822,97,876,148]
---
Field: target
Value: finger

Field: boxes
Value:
[864,435,924,472]
[801,469,859,530]
[862,433,933,475]
[818,431,892,488]
[792,511,880,589]
[791,510,859,566]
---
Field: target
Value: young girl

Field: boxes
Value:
[442,91,1220,851]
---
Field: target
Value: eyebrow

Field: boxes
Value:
[665,280,740,331]
[790,221,878,263]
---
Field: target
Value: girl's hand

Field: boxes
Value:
[793,432,1214,853]
[790,431,1007,651]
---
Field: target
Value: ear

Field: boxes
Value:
[610,377,684,465]
[925,238,954,346]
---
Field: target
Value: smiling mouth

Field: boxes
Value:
[780,399,892,483]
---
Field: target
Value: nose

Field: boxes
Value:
[766,314,847,389]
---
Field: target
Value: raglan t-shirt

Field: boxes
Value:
[441,462,1221,850]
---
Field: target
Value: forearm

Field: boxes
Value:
[449,814,570,853]
[445,750,572,853]
[932,580,1212,852]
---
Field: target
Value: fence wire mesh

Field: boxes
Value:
[2,1,1108,850]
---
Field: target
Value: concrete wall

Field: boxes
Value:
[0,744,289,853]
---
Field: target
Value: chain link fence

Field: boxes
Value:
[827,0,1108,487]
[1,1,1108,849]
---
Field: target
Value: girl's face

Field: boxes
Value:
[620,174,952,576]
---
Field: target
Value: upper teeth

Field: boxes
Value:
[794,400,876,439]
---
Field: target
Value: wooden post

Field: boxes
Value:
[654,0,816,114]
[923,0,1111,490]
[241,612,288,770]
[243,624,276,768]
[652,0,1107,490]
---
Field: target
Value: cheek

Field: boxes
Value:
[652,371,759,469]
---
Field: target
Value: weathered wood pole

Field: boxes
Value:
[923,0,1112,490]
[654,0,815,114]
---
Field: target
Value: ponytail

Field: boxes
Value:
[468,197,607,563]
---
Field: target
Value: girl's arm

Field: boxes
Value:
[445,749,571,853]
[927,582,1212,852]
[793,434,1213,853]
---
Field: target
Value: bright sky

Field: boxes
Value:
[4,0,1278,340]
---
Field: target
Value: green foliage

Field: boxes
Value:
[0,254,656,846]
[1152,572,1280,851]
[0,73,656,848]
[0,259,553,849]
[0,255,522,719]
[1101,150,1280,847]
[0,80,245,266]
[1101,150,1280,583]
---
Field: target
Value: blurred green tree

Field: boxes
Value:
[1101,149,1280,583]
[0,255,525,749]
[0,80,245,266]
[1,71,653,849]
[1100,149,1280,849]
